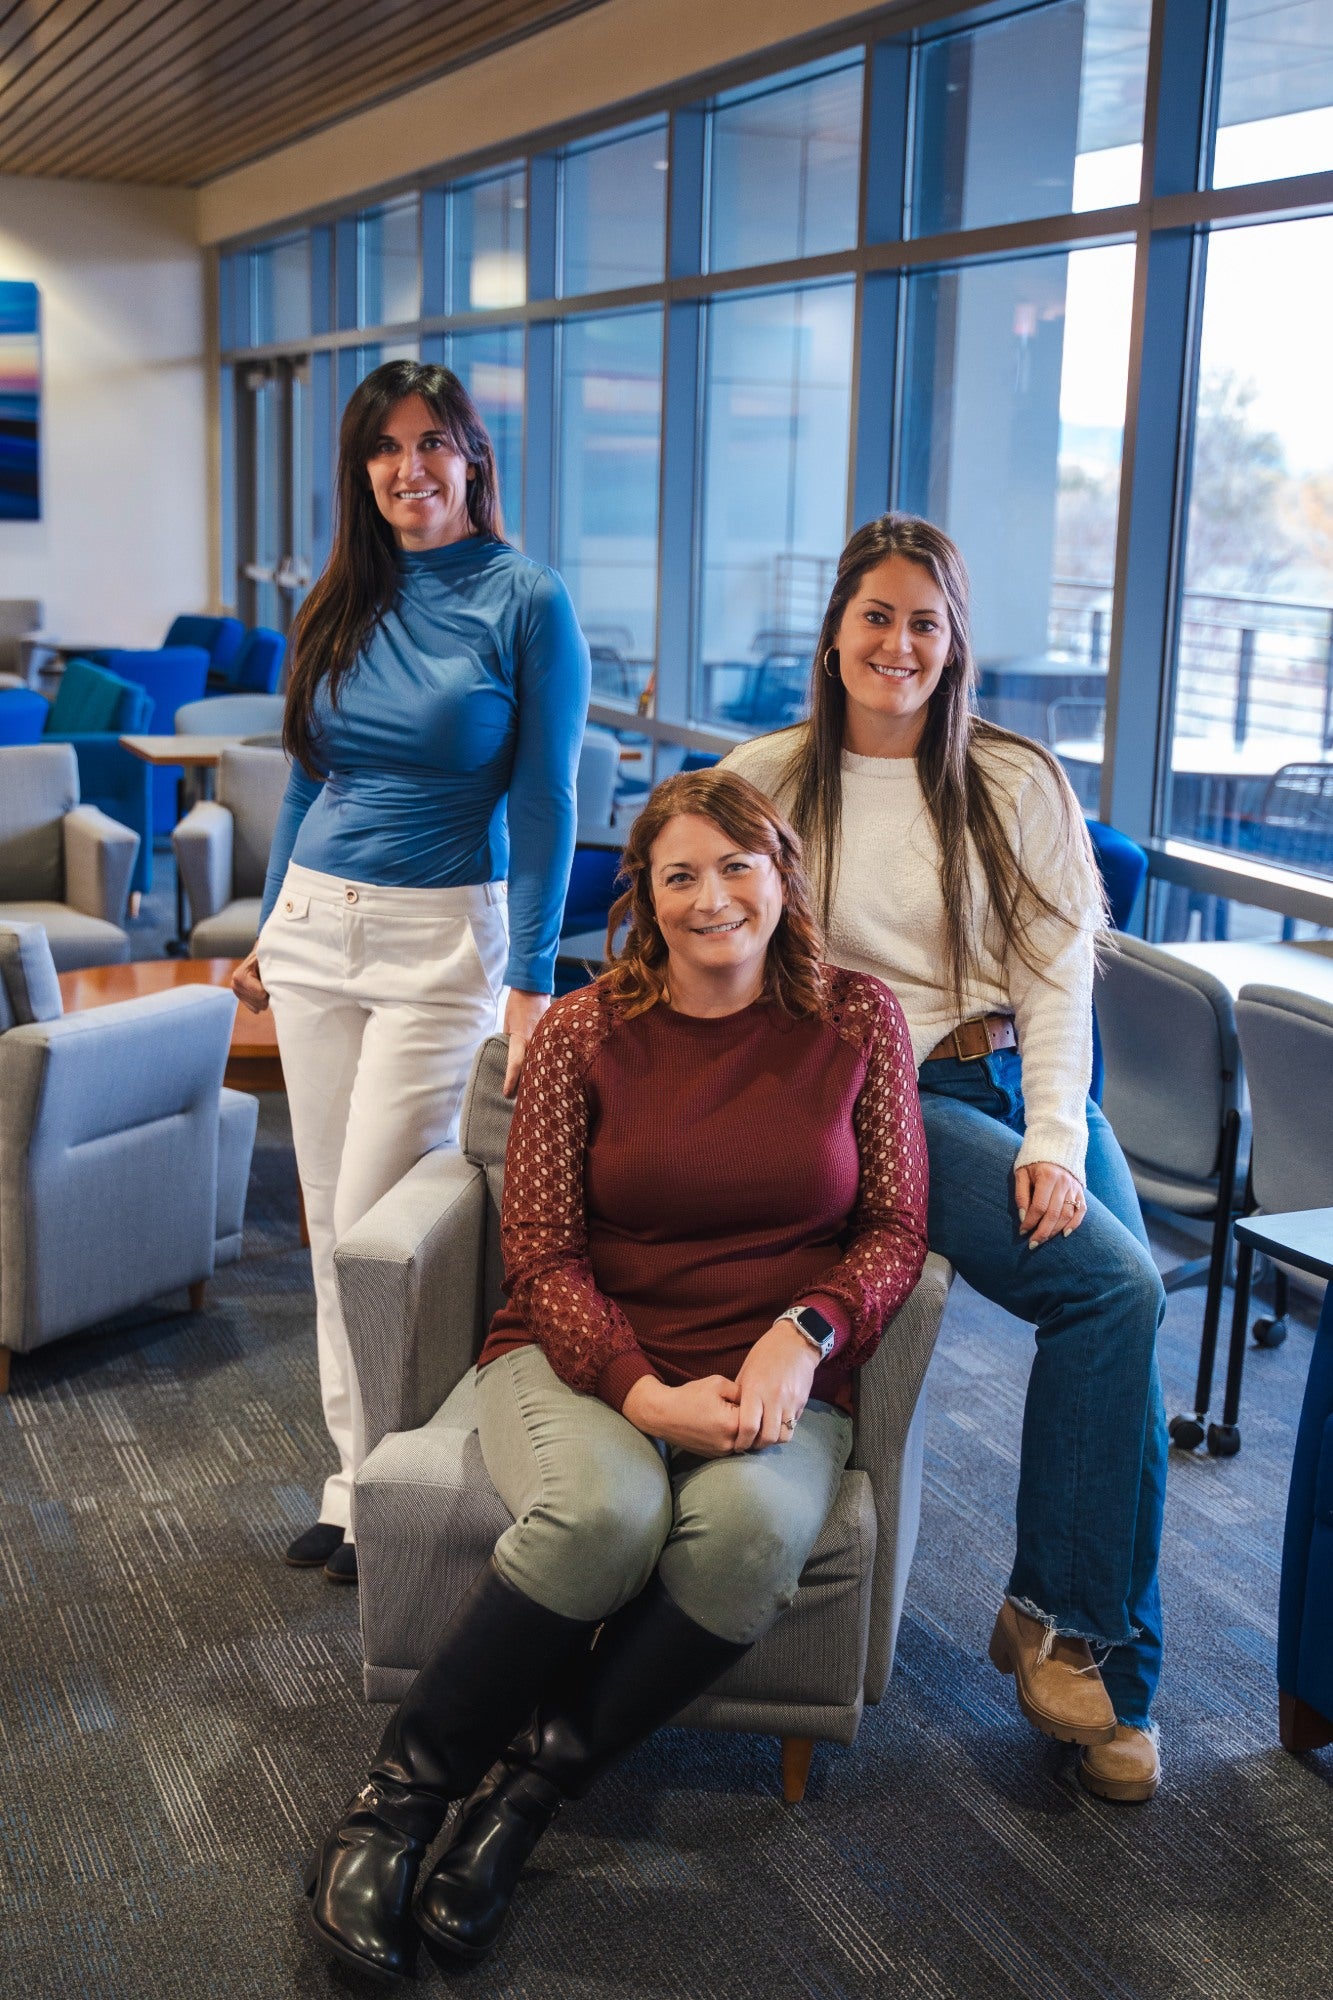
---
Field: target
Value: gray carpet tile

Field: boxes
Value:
[2,1093,1331,1997]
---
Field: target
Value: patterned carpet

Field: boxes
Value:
[2,1086,1331,1998]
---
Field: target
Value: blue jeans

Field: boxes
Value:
[917,1050,1167,1727]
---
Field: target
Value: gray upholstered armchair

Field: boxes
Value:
[0,743,138,968]
[172,744,290,958]
[0,921,259,1394]
[337,1035,951,1802]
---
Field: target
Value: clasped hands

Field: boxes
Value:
[621,1320,820,1460]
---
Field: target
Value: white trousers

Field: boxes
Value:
[258,861,508,1537]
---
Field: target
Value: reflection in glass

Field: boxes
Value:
[1169,217,1333,894]
[899,245,1134,796]
[359,196,420,326]
[450,169,527,311]
[695,285,854,729]
[912,0,1151,235]
[449,326,525,543]
[255,235,311,344]
[556,312,662,681]
[1214,0,1333,188]
[708,58,862,272]
[561,123,667,296]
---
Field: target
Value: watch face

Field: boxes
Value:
[797,1306,835,1352]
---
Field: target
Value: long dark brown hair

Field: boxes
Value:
[283,361,504,775]
[600,769,827,1021]
[780,513,1100,1014]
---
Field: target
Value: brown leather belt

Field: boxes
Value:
[924,1013,1019,1063]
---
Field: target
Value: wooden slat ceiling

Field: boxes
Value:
[0,0,612,186]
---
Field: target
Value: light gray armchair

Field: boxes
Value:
[172,744,290,959]
[337,1035,951,1802]
[0,921,259,1394]
[0,743,138,968]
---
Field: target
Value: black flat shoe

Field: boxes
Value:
[325,1542,359,1585]
[285,1522,344,1568]
[302,1789,429,1984]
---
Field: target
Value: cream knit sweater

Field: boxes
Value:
[724,728,1104,1179]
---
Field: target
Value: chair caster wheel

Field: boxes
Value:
[1206,1423,1240,1457]
[1252,1315,1288,1349]
[1169,1414,1205,1451]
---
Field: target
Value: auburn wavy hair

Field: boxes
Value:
[599,769,826,1021]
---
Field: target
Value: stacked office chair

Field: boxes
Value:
[336,1036,953,1802]
[0,743,138,969]
[1093,933,1245,1454]
[172,745,291,958]
[0,920,258,1394]
[1203,984,1333,1457]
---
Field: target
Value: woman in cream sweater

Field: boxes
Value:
[726,513,1167,1804]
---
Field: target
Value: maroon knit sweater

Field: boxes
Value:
[477,966,930,1415]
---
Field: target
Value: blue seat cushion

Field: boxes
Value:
[45,658,144,735]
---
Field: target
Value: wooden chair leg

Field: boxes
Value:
[0,1346,10,1394]
[781,1735,814,1804]
[188,1280,207,1312]
[1280,1688,1333,1753]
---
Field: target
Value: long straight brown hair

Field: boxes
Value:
[780,513,1100,1014]
[283,361,504,776]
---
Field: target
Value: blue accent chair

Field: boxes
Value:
[0,686,51,744]
[166,615,247,689]
[3,659,158,897]
[1085,818,1148,1104]
[232,627,286,695]
[104,646,210,837]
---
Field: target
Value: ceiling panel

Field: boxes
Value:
[0,0,612,185]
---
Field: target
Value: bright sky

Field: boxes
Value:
[1060,110,1333,476]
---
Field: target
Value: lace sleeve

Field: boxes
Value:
[499,989,651,1398]
[797,972,930,1370]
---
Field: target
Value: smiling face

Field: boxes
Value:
[833,552,954,756]
[364,393,476,551]
[648,811,785,1011]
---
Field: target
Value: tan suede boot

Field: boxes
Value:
[988,1601,1117,1745]
[1078,1725,1160,1802]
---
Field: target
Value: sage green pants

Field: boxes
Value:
[474,1344,853,1645]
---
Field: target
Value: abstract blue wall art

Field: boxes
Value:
[0,281,41,521]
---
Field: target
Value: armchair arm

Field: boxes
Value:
[62,803,139,923]
[173,801,234,926]
[335,1146,489,1456]
[0,988,235,1354]
[853,1251,953,1701]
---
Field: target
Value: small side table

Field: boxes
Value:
[1234,1209,1333,1755]
[120,733,243,949]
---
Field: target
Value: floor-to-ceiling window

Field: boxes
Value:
[218,0,1333,937]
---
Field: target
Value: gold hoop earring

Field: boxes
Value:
[823,647,840,678]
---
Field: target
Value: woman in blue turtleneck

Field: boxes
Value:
[233,362,590,1583]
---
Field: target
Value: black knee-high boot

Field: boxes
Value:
[415,1574,750,1964]
[303,1560,597,1984]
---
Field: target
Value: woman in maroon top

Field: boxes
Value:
[303,769,928,1983]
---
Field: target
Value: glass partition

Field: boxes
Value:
[450,168,527,311]
[449,325,525,543]
[556,311,663,683]
[695,284,855,728]
[1214,0,1333,188]
[358,196,421,326]
[707,57,863,273]
[560,122,667,296]
[1167,215,1333,897]
[254,234,311,345]
[912,0,1151,233]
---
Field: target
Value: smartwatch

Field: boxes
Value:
[778,1305,837,1361]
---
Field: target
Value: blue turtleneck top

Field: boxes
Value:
[259,535,590,992]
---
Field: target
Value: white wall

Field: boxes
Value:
[0,177,209,648]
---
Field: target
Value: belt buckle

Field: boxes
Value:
[952,1016,991,1062]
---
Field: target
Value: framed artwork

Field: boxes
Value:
[0,280,40,521]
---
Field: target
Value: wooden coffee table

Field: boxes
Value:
[57,957,281,1090]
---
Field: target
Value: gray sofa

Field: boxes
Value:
[0,920,259,1393]
[0,743,138,968]
[337,1034,951,1800]
[172,743,290,958]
